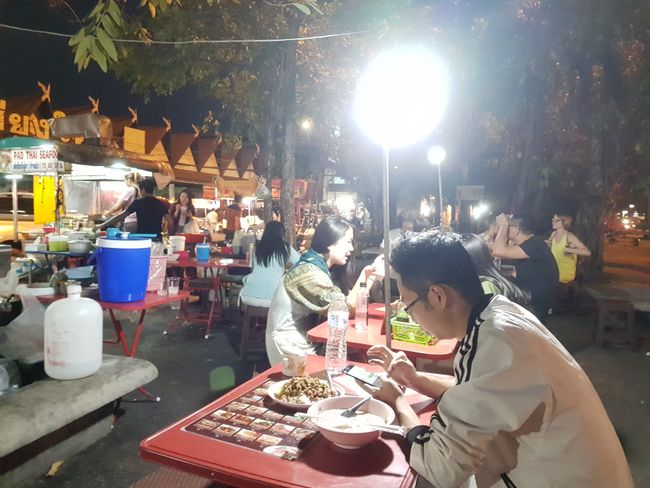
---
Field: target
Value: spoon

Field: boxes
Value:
[340,396,372,418]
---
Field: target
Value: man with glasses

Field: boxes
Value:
[491,213,558,322]
[366,231,631,488]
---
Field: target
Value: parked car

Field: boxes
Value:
[0,192,40,243]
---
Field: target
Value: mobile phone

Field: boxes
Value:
[342,364,383,388]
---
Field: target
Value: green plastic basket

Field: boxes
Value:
[390,318,437,345]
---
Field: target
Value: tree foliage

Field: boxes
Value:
[64,0,650,275]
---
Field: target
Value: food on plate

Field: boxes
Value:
[277,376,336,405]
[316,408,386,432]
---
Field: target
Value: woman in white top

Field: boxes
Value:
[103,172,141,233]
[169,191,196,235]
[265,216,384,365]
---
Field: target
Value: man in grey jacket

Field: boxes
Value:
[367,231,631,488]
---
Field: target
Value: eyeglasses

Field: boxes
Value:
[551,218,561,223]
[399,289,430,318]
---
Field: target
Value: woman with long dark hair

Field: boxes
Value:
[239,221,300,308]
[266,216,383,365]
[169,190,196,235]
[461,233,531,307]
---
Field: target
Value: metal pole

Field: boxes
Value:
[11,176,18,242]
[437,163,443,228]
[382,146,392,348]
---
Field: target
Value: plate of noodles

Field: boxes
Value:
[267,376,342,409]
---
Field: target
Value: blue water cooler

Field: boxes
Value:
[96,237,152,302]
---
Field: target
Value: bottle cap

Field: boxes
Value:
[66,281,82,296]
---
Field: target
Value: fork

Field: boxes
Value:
[340,396,372,418]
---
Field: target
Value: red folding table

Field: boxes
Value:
[308,303,458,362]
[140,355,436,487]
[39,291,189,401]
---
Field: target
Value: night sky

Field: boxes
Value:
[0,0,209,131]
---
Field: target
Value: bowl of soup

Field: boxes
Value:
[307,395,395,449]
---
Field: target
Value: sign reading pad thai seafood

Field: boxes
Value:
[9,147,64,172]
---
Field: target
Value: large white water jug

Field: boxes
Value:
[44,283,103,380]
[169,235,186,253]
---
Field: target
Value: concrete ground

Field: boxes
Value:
[21,239,650,487]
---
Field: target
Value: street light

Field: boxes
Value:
[427,145,446,226]
[354,45,450,347]
[300,118,313,132]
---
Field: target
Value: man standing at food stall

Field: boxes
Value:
[223,194,243,241]
[98,179,173,240]
[366,231,632,488]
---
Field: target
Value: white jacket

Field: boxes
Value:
[409,295,632,488]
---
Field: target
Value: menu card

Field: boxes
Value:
[183,379,318,460]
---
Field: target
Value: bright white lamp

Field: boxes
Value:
[354,45,450,346]
[354,46,450,148]
[300,118,313,132]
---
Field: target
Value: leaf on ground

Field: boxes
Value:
[45,461,64,477]
[292,3,311,15]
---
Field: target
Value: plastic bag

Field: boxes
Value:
[0,287,45,359]
[183,220,201,234]
[0,263,20,299]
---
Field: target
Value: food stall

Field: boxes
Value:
[0,136,63,241]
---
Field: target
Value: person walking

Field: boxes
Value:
[548,213,591,283]
[223,195,243,241]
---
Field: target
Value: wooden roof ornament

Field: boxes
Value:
[191,136,220,171]
[88,96,100,114]
[0,85,263,186]
[37,81,51,103]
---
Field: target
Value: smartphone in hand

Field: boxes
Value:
[342,364,383,388]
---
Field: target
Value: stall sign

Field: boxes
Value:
[0,99,84,144]
[271,179,311,200]
[214,176,257,198]
[203,186,216,200]
[10,147,64,172]
[0,98,50,139]
[456,185,484,201]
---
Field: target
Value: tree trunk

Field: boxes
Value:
[511,99,542,213]
[278,14,300,245]
[261,115,276,223]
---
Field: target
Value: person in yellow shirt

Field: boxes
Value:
[548,213,591,283]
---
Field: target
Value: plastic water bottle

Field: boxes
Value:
[354,282,368,331]
[44,282,103,380]
[326,294,349,374]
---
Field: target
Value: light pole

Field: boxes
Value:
[427,145,446,227]
[354,46,449,347]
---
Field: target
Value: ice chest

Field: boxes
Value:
[96,237,152,302]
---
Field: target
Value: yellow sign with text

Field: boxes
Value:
[0,99,84,143]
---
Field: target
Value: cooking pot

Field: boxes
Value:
[68,240,93,253]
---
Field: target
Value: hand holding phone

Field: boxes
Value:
[342,364,383,388]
